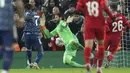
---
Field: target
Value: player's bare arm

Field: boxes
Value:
[101,0,113,18]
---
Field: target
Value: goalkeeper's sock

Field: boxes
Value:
[26,50,32,64]
[84,47,92,64]
[35,52,44,64]
[69,61,85,68]
[3,48,13,71]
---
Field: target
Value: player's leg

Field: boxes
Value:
[33,36,44,69]
[103,37,111,68]
[92,42,98,67]
[69,39,84,50]
[0,34,4,60]
[95,28,105,73]
[1,31,14,73]
[84,28,95,73]
[0,47,4,60]
[106,39,120,68]
[63,42,85,67]
[24,34,33,68]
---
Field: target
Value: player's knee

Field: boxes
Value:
[38,52,44,57]
[109,48,117,54]
[63,57,71,65]
[69,40,75,44]
[85,40,93,48]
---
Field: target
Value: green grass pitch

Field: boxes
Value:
[3,68,130,73]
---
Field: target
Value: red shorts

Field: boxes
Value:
[104,36,120,54]
[84,28,104,40]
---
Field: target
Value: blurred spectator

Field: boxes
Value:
[47,6,61,31]
[59,0,77,13]
[48,0,55,14]
[29,0,39,11]
[68,11,84,46]
[35,0,44,8]
[64,4,76,19]
[53,6,60,15]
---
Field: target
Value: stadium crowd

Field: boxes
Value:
[13,0,130,51]
[14,0,85,51]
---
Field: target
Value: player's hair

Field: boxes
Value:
[110,3,118,11]
[24,3,32,10]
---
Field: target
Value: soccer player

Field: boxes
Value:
[23,3,44,69]
[42,14,85,68]
[104,3,130,68]
[76,0,114,73]
[0,0,24,73]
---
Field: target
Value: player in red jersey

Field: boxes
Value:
[76,0,114,73]
[104,3,130,68]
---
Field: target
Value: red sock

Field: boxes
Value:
[92,54,98,66]
[84,47,92,64]
[97,46,104,68]
[98,59,103,67]
[97,46,105,60]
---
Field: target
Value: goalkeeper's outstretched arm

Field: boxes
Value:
[40,24,57,38]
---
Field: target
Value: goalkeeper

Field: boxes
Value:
[41,14,85,67]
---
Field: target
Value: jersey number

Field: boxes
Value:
[0,0,5,8]
[112,20,123,32]
[34,15,40,26]
[86,1,99,17]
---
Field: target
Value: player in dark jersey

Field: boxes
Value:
[76,0,114,73]
[23,3,44,69]
[104,3,130,68]
[0,0,24,73]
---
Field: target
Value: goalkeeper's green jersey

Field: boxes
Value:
[50,20,77,45]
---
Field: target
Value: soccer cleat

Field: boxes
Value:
[107,54,114,62]
[97,70,102,73]
[85,64,91,73]
[26,63,33,69]
[104,61,111,68]
[105,54,114,68]
[32,62,40,69]
[97,68,102,73]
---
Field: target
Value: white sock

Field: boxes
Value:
[97,67,102,72]
[1,70,8,73]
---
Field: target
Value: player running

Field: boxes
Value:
[23,3,44,69]
[76,0,114,73]
[104,3,130,68]
[42,14,85,68]
[0,0,24,73]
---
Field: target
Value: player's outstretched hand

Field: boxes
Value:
[66,16,73,23]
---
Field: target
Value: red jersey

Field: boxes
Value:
[105,13,129,38]
[76,0,113,28]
